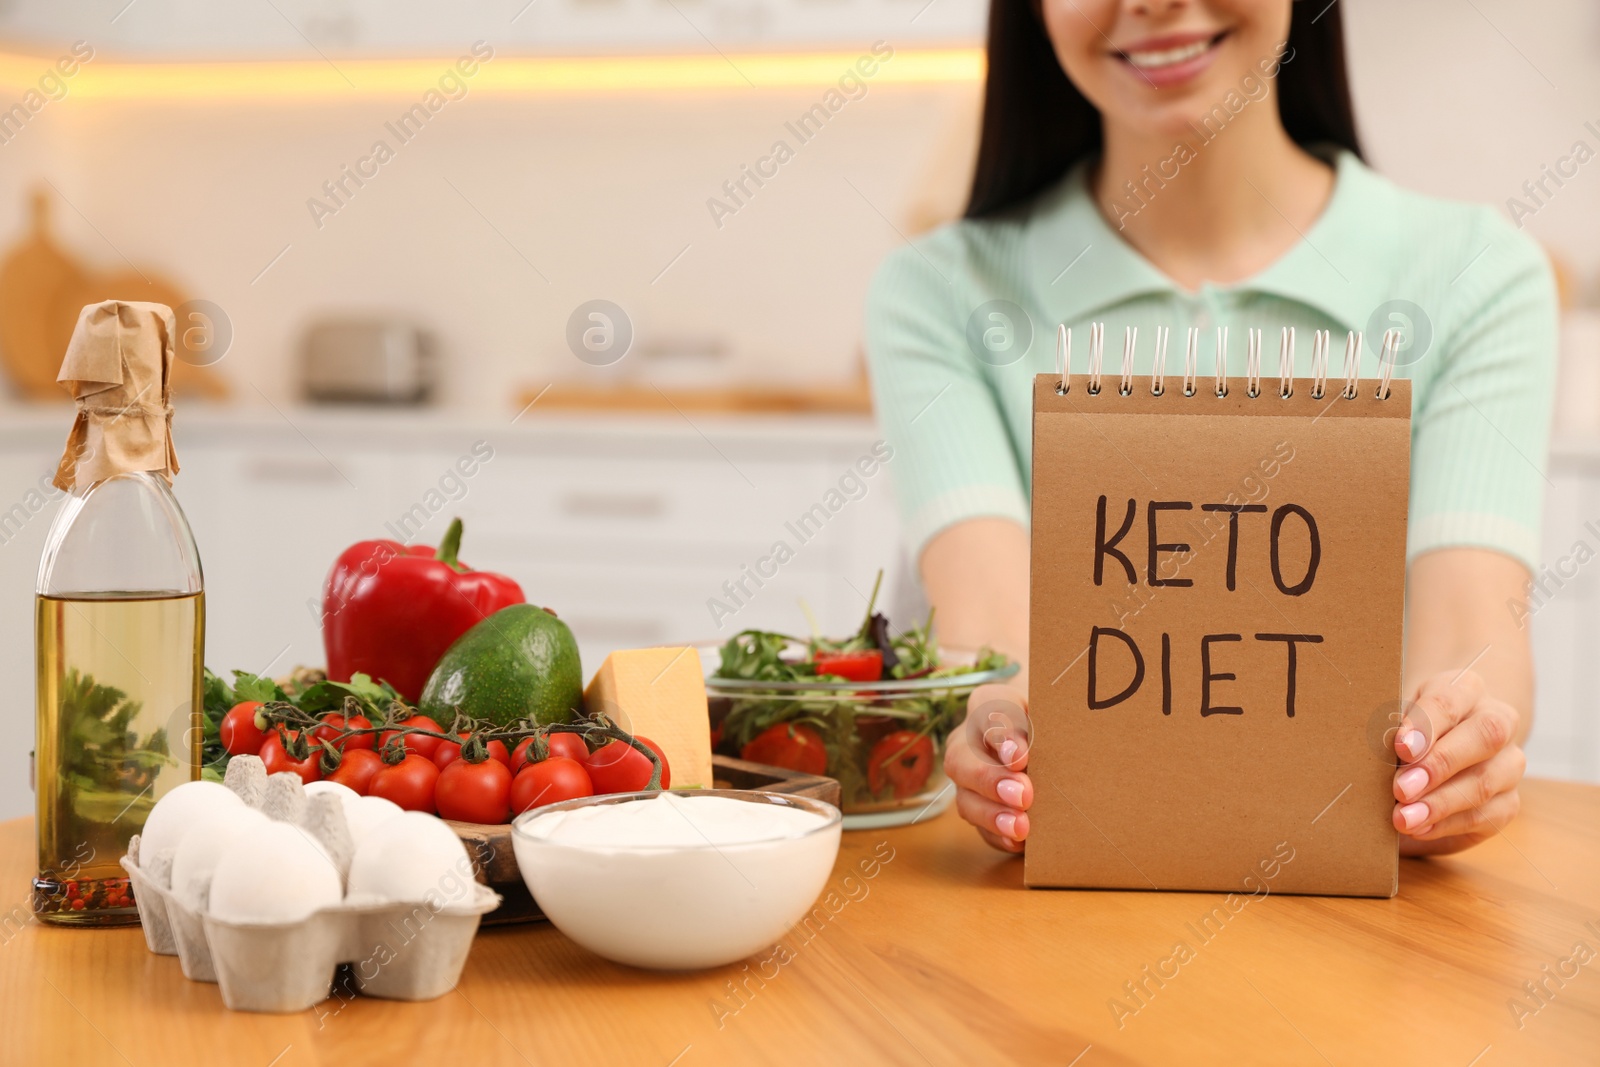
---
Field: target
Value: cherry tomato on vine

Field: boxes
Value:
[512,733,588,770]
[435,757,513,823]
[584,736,670,793]
[260,728,323,783]
[550,733,589,764]
[434,733,511,772]
[325,748,383,795]
[379,715,444,759]
[741,723,827,776]
[637,737,670,787]
[312,712,375,753]
[866,730,936,799]
[220,702,267,756]
[369,753,440,812]
[510,757,594,813]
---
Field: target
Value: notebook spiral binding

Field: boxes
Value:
[1054,323,1402,403]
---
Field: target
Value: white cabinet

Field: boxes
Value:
[176,411,902,681]
[0,407,902,820]
[0,433,80,825]
[1529,447,1600,782]
[179,438,409,681]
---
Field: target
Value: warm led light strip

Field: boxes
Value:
[0,48,983,100]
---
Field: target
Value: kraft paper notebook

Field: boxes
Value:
[1025,327,1408,898]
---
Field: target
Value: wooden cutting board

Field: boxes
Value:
[0,187,228,401]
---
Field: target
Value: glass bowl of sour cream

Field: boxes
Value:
[511,790,842,970]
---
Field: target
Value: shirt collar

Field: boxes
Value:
[1024,150,1395,335]
[1024,163,1173,326]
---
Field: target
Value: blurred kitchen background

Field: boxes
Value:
[1,0,1599,817]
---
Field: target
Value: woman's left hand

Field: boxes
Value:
[1393,669,1526,856]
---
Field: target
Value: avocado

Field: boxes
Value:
[419,604,583,727]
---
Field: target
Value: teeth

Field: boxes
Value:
[1125,39,1212,70]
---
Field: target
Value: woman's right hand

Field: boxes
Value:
[946,683,1032,853]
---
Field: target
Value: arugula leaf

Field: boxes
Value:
[345,672,394,703]
[887,608,940,678]
[203,668,234,713]
[292,673,401,717]
[716,630,816,683]
[229,670,284,704]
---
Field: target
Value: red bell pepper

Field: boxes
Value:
[321,518,524,703]
[813,649,883,683]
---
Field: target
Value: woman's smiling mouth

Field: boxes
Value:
[1114,30,1230,86]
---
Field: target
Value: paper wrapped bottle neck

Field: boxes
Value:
[53,300,181,492]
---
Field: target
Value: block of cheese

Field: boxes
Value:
[583,647,713,788]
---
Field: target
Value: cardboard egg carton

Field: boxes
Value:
[120,757,500,1014]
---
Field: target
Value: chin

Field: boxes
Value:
[1101,86,1225,143]
[1142,101,1219,141]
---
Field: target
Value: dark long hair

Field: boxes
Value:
[966,3,1363,218]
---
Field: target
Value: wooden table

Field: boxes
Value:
[3,779,1597,1066]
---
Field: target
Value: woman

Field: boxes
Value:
[865,1,1553,857]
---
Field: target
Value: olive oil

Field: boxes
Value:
[33,591,204,926]
[37,303,204,926]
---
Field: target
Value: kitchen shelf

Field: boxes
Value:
[518,381,873,414]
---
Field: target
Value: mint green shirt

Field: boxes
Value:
[864,151,1557,573]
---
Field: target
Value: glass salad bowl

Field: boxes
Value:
[702,642,1018,829]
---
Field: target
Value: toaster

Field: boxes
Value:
[300,319,436,404]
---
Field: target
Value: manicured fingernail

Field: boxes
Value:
[1399,730,1427,759]
[1399,802,1429,830]
[998,739,1019,766]
[997,778,1025,807]
[995,811,1018,838]
[1396,766,1428,800]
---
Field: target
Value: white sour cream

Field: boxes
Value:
[520,791,827,850]
[513,791,842,969]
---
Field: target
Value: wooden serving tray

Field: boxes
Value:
[449,755,840,925]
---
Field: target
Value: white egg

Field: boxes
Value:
[348,811,472,905]
[343,795,404,847]
[141,781,245,860]
[208,820,343,923]
[304,780,360,805]
[170,806,271,908]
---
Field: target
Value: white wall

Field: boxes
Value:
[4,80,966,411]
[1346,0,1600,300]
[0,0,986,55]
